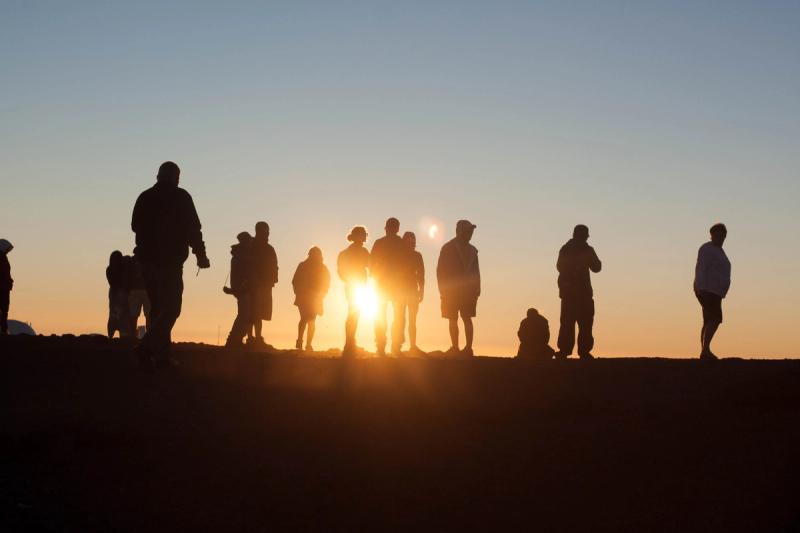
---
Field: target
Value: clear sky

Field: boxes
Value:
[2,1,798,357]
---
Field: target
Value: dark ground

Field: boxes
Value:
[1,335,799,532]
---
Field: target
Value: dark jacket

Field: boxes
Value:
[229,242,252,296]
[518,313,550,347]
[131,181,206,265]
[292,259,330,314]
[370,234,405,292]
[557,239,601,299]
[250,238,278,288]
[123,256,146,291]
[337,244,369,286]
[400,250,425,295]
[106,263,126,292]
[437,238,480,300]
[0,253,12,292]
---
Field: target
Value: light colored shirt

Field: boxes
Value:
[694,242,731,298]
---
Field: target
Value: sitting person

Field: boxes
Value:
[517,308,555,360]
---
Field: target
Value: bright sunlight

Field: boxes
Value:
[353,280,379,321]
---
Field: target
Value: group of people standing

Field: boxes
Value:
[112,161,731,369]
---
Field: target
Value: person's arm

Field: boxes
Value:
[182,191,209,268]
[337,252,346,283]
[694,246,708,292]
[270,247,278,285]
[544,320,551,345]
[291,264,301,294]
[475,253,481,298]
[416,253,425,301]
[588,247,602,273]
[556,246,566,273]
[322,266,330,295]
[436,247,447,294]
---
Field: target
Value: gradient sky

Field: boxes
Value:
[2,1,799,357]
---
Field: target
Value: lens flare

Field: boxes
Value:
[354,281,379,320]
[428,224,439,240]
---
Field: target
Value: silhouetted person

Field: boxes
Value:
[338,226,369,357]
[125,255,150,337]
[694,223,731,361]
[437,220,480,357]
[224,232,254,347]
[250,221,278,348]
[370,217,406,356]
[399,231,425,354]
[106,251,130,339]
[0,239,13,335]
[517,308,555,360]
[131,161,209,368]
[556,224,601,360]
[292,246,330,351]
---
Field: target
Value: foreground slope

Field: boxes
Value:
[1,336,799,532]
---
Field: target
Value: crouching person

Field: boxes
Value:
[224,232,253,347]
[517,308,555,360]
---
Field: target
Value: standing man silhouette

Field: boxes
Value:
[338,226,370,357]
[132,161,210,368]
[556,224,601,360]
[370,217,406,357]
[250,221,278,348]
[0,239,13,335]
[693,223,731,361]
[437,220,480,357]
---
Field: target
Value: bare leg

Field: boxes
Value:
[254,320,262,339]
[409,303,418,349]
[307,318,316,349]
[448,318,459,351]
[297,318,306,348]
[463,317,474,350]
[702,321,720,356]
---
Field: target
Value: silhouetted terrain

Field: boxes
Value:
[2,336,799,532]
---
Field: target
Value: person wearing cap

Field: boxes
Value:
[436,220,480,357]
[517,308,555,360]
[249,221,279,348]
[0,239,13,335]
[224,232,254,347]
[291,246,330,351]
[370,217,406,356]
[693,223,731,361]
[337,226,370,357]
[131,161,210,368]
[555,224,602,360]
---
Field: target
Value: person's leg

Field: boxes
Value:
[0,290,8,334]
[702,321,720,355]
[557,298,576,356]
[391,298,405,354]
[374,295,388,355]
[306,318,316,349]
[463,317,474,352]
[576,298,595,358]
[408,300,419,350]
[297,316,307,349]
[254,319,262,339]
[448,318,459,351]
[150,264,183,358]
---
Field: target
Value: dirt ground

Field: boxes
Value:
[2,335,799,532]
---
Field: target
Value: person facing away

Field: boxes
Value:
[693,223,731,361]
[436,219,480,357]
[124,254,150,337]
[131,161,210,368]
[106,250,130,338]
[517,308,555,360]
[399,231,425,354]
[556,224,601,360]
[249,221,278,348]
[370,217,406,356]
[224,232,254,347]
[337,226,369,357]
[0,239,13,335]
[292,246,330,351]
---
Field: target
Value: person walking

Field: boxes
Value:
[337,226,370,357]
[131,161,210,368]
[224,232,254,348]
[291,246,330,351]
[436,220,480,357]
[370,218,406,356]
[250,221,278,348]
[693,223,731,361]
[0,239,13,335]
[106,250,130,338]
[399,231,425,354]
[555,224,601,360]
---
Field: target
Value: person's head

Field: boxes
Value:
[255,221,270,239]
[573,224,589,242]
[402,231,416,250]
[385,217,400,236]
[236,232,252,245]
[347,226,368,245]
[156,161,180,186]
[455,219,476,242]
[526,308,540,319]
[710,223,727,246]
[308,246,323,263]
[0,239,13,255]
[109,250,124,266]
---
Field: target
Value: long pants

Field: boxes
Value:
[140,262,183,355]
[557,297,595,356]
[375,296,404,351]
[227,294,251,343]
[128,288,151,333]
[0,289,8,334]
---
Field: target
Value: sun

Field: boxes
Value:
[428,224,439,239]
[353,281,379,321]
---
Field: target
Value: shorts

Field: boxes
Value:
[441,295,477,320]
[696,290,723,324]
